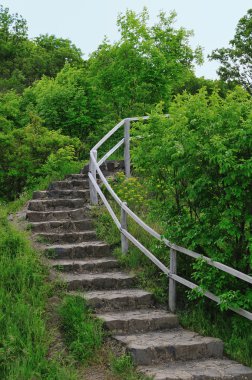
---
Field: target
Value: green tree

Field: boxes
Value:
[0,6,84,92]
[0,114,82,200]
[210,9,252,94]
[87,8,203,119]
[132,87,252,274]
[23,64,99,140]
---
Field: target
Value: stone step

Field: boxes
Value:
[62,271,136,291]
[49,179,89,190]
[30,219,93,232]
[78,289,155,312]
[66,173,88,180]
[97,309,179,334]
[34,230,96,244]
[114,329,223,365]
[26,208,90,222]
[45,241,110,259]
[81,160,125,174]
[32,190,89,200]
[28,198,86,212]
[50,257,120,272]
[139,359,252,379]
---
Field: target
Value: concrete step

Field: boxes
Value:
[97,309,178,334]
[28,198,86,212]
[62,271,136,291]
[32,190,89,200]
[49,179,89,190]
[50,257,120,273]
[78,289,155,312]
[114,329,223,365]
[26,208,90,222]
[30,219,93,232]
[45,241,110,259]
[139,359,252,379]
[34,230,96,244]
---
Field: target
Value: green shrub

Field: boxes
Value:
[131,87,252,312]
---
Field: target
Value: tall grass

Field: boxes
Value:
[0,208,77,379]
[58,295,103,363]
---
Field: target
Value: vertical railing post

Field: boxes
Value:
[121,202,128,254]
[169,248,177,312]
[124,118,131,178]
[89,149,98,205]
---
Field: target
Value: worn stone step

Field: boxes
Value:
[50,257,120,272]
[114,329,223,365]
[81,160,125,174]
[66,173,88,180]
[49,179,89,190]
[26,208,90,222]
[32,190,89,200]
[34,230,96,244]
[62,271,136,291]
[30,219,93,232]
[28,198,86,211]
[97,309,178,334]
[45,241,110,259]
[139,359,252,379]
[77,289,155,312]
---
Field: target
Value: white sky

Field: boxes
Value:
[1,0,251,79]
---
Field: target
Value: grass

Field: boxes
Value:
[58,295,104,363]
[0,208,78,379]
[109,354,152,380]
[58,295,152,379]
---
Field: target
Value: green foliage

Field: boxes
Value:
[210,9,252,93]
[87,8,202,119]
[109,171,148,212]
[0,113,83,200]
[58,295,103,363]
[0,209,77,379]
[0,6,83,92]
[25,64,98,139]
[132,88,252,282]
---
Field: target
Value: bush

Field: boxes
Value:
[131,87,252,312]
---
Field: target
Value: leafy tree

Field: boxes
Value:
[23,64,99,140]
[34,34,83,77]
[0,90,22,131]
[132,87,252,273]
[0,114,82,200]
[0,6,84,92]
[87,8,203,119]
[210,9,252,94]
[131,86,252,310]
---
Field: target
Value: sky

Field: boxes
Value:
[1,0,251,79]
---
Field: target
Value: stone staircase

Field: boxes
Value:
[26,161,252,380]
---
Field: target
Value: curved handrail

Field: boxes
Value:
[88,116,252,320]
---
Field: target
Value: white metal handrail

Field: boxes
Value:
[88,116,252,320]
